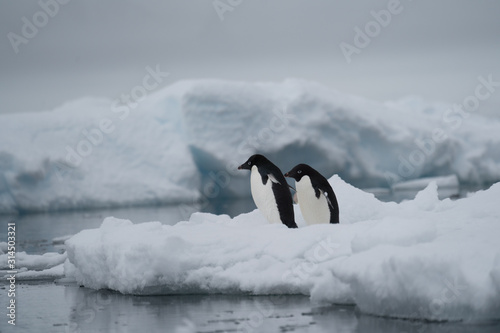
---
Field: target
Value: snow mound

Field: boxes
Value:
[65,176,500,321]
[2,79,500,212]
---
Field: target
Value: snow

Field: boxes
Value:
[0,251,66,271]
[0,251,66,281]
[64,176,500,322]
[1,79,500,213]
[14,264,65,281]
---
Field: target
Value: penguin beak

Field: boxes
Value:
[284,172,290,177]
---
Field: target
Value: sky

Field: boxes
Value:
[1,0,499,114]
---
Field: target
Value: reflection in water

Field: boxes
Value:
[355,315,500,333]
[5,186,500,332]
[61,286,500,333]
[6,277,500,332]
[64,286,359,333]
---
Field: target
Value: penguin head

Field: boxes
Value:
[238,154,269,170]
[284,164,314,181]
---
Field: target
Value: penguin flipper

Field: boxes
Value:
[259,172,282,186]
[268,173,281,185]
[314,184,335,210]
[323,191,335,210]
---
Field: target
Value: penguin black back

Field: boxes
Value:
[285,164,339,224]
[238,154,297,228]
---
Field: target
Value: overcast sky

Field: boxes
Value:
[1,0,499,113]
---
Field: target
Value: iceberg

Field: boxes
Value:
[0,96,200,213]
[1,79,500,213]
[64,176,500,322]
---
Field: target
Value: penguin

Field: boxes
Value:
[238,154,297,228]
[285,164,339,225]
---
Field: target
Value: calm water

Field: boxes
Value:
[1,189,500,332]
[3,283,500,333]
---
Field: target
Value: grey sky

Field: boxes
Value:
[1,0,499,113]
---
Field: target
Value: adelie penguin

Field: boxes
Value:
[238,154,297,228]
[285,164,339,225]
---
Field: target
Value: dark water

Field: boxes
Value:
[1,189,499,333]
[2,282,500,333]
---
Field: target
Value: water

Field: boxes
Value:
[4,283,500,333]
[1,190,500,332]
[3,282,500,333]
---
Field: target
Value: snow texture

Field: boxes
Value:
[2,79,500,213]
[65,176,500,322]
[0,251,66,281]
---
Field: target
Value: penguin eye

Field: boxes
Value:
[248,162,251,165]
[297,170,302,174]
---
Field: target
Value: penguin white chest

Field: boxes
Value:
[296,176,331,225]
[250,166,281,224]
